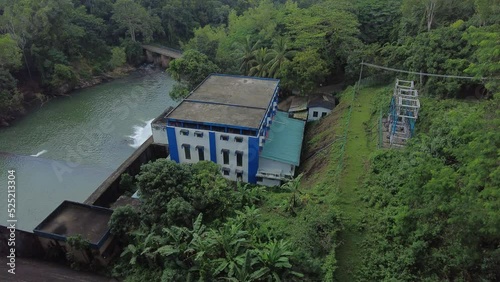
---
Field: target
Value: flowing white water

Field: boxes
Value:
[30,149,48,157]
[128,119,154,148]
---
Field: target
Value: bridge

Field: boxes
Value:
[142,45,183,67]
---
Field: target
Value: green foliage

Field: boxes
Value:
[0,34,22,70]
[356,0,402,44]
[120,39,143,65]
[66,234,90,250]
[119,173,136,195]
[183,25,227,59]
[109,205,141,241]
[112,0,162,42]
[399,0,475,34]
[266,37,295,78]
[167,50,220,99]
[281,49,328,94]
[136,160,239,226]
[110,159,301,281]
[168,84,190,101]
[0,68,23,117]
[360,99,500,281]
[381,22,476,97]
[109,47,126,69]
[51,63,77,89]
[232,35,261,75]
[464,24,500,95]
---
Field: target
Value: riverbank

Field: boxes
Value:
[0,70,177,231]
[0,64,144,128]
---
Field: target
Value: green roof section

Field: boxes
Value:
[260,111,305,166]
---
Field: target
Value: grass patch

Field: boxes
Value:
[257,85,392,280]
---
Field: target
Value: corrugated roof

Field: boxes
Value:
[289,96,308,112]
[260,111,305,166]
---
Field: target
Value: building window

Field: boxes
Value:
[236,170,243,181]
[221,149,229,164]
[234,136,243,143]
[256,177,263,182]
[322,112,327,117]
[222,167,230,176]
[194,131,203,137]
[182,144,191,159]
[235,151,243,167]
[180,129,189,136]
[313,111,318,118]
[220,135,229,141]
[196,146,204,161]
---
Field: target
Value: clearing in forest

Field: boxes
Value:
[333,86,381,280]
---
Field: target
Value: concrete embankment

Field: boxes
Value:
[1,138,168,259]
[84,136,168,207]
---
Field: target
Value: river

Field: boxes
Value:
[0,70,177,231]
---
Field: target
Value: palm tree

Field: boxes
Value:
[248,47,271,77]
[232,36,261,75]
[266,38,295,78]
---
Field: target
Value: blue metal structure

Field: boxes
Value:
[388,79,420,147]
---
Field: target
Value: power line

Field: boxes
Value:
[361,62,499,80]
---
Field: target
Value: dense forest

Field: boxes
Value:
[1,0,499,281]
[0,0,498,122]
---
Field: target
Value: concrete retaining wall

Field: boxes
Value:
[84,136,168,207]
[0,137,168,260]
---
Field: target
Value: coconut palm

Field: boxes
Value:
[267,38,295,78]
[232,36,261,75]
[248,47,271,77]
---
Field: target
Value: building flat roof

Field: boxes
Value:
[260,111,305,166]
[33,201,112,249]
[166,74,279,129]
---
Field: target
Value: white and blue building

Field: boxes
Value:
[152,74,305,186]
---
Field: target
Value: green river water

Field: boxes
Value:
[0,70,177,231]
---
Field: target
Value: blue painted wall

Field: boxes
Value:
[167,127,179,162]
[247,137,259,183]
[209,132,217,162]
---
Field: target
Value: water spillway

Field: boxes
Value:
[128,119,155,149]
[0,70,177,231]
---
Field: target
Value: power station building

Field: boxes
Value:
[152,74,305,186]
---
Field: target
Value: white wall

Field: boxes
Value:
[308,107,332,121]
[257,177,281,187]
[257,157,295,178]
[174,128,210,165]
[152,124,168,145]
[256,157,296,187]
[214,131,250,182]
[171,127,251,182]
